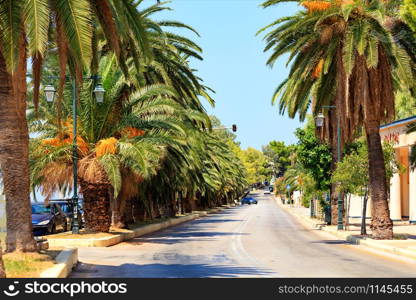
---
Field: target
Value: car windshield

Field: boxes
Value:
[31,204,51,214]
[57,203,71,213]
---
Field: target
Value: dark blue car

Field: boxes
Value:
[241,197,258,205]
[32,203,67,235]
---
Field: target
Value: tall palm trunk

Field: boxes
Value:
[183,193,193,213]
[79,178,112,232]
[365,121,393,239]
[133,199,146,222]
[361,49,394,240]
[328,109,339,225]
[111,197,125,229]
[0,245,5,278]
[123,197,134,225]
[0,44,36,252]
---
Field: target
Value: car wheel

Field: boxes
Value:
[63,221,68,232]
[49,224,56,234]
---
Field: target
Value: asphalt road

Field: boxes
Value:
[71,191,416,278]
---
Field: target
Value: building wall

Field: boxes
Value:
[347,194,371,220]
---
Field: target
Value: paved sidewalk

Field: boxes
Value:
[275,197,416,261]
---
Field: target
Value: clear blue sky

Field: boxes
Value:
[144,0,303,150]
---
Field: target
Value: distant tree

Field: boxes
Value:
[240,148,270,184]
[395,90,416,120]
[262,141,294,177]
[294,121,332,192]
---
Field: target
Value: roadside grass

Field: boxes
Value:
[3,250,57,278]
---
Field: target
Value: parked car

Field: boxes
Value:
[241,197,258,205]
[49,199,83,231]
[31,203,67,234]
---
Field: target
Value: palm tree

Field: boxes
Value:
[260,0,415,239]
[0,19,36,251]
[29,54,192,232]
[401,0,416,32]
[134,116,247,220]
[0,0,155,251]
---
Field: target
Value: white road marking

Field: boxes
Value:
[229,200,281,277]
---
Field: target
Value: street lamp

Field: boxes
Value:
[44,85,56,103]
[315,106,343,230]
[93,84,105,103]
[44,76,104,234]
[314,112,325,128]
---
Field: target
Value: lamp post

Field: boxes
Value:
[310,196,315,218]
[314,106,343,230]
[44,76,104,234]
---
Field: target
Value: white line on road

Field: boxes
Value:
[229,200,281,278]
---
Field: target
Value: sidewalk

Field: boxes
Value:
[274,196,416,261]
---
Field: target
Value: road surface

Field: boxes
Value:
[71,191,416,277]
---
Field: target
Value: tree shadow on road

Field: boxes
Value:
[71,261,277,278]
[129,231,249,245]
[188,218,243,224]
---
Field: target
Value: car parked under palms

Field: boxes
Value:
[31,203,67,235]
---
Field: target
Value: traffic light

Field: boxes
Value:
[232,124,237,132]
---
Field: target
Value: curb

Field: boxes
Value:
[46,208,230,248]
[274,196,416,261]
[39,248,78,278]
[347,236,416,261]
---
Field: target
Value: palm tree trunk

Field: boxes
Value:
[328,109,339,225]
[0,44,36,252]
[365,121,393,239]
[111,197,125,229]
[79,179,111,232]
[183,194,193,213]
[123,197,134,225]
[0,245,5,278]
[133,199,146,222]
